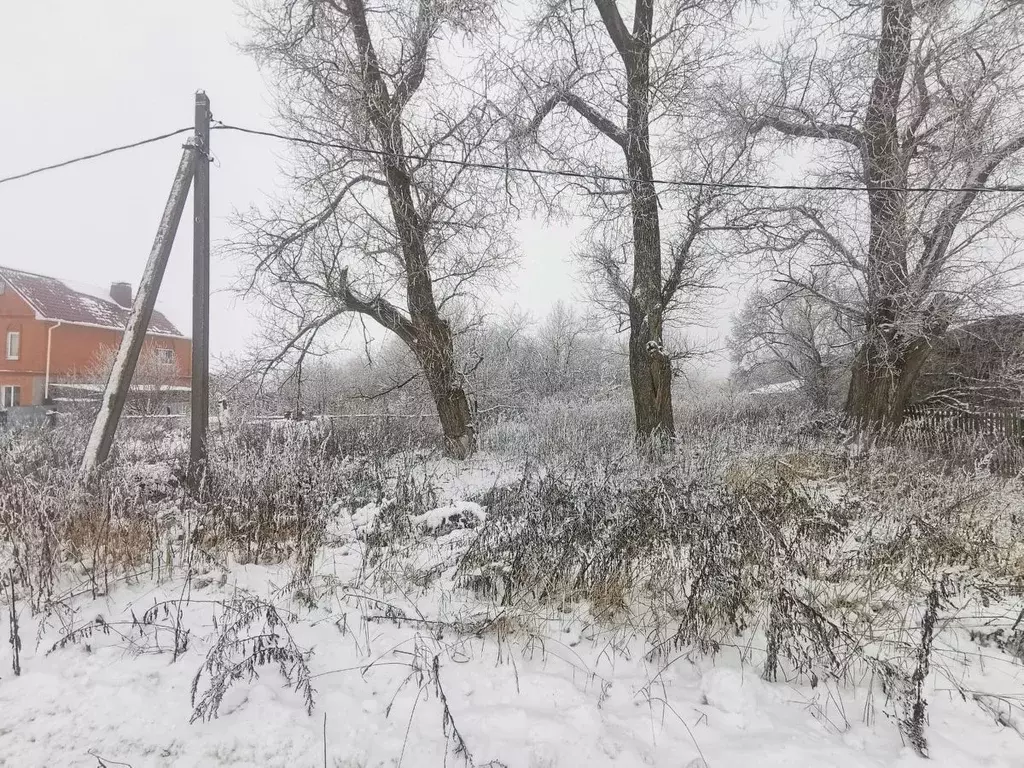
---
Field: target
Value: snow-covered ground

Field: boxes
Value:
[2,558,1021,767]
[1,458,1022,767]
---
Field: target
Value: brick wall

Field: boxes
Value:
[0,287,191,406]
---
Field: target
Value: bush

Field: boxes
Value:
[4,401,1022,757]
[456,452,1024,756]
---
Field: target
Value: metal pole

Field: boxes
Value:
[82,144,197,474]
[189,91,212,486]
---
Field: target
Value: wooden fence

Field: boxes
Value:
[903,406,1024,441]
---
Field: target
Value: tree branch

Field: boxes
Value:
[354,370,421,400]
[392,0,434,110]
[750,113,865,152]
[593,0,634,68]
[661,218,704,306]
[916,132,1024,285]
[342,0,396,134]
[525,90,627,148]
[333,270,419,347]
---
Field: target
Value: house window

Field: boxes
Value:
[1,386,20,408]
[5,331,19,361]
[156,348,175,366]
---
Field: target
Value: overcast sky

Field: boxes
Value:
[0,0,737,375]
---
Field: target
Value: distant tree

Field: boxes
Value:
[728,282,855,409]
[81,345,185,417]
[237,0,516,458]
[458,308,538,417]
[533,301,588,397]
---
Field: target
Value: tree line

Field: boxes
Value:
[234,0,1024,457]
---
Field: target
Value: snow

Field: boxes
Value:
[1,463,1023,767]
[413,453,527,501]
[411,500,486,532]
[2,545,1021,768]
[699,667,761,717]
[55,382,191,393]
[58,276,183,334]
[748,380,803,396]
[1,569,1019,768]
[334,499,389,538]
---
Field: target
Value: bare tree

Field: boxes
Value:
[510,0,748,444]
[236,0,516,458]
[335,305,628,418]
[728,281,856,410]
[532,301,586,396]
[79,345,187,417]
[742,0,1024,430]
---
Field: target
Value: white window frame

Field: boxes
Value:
[5,330,19,361]
[155,347,175,366]
[1,385,20,408]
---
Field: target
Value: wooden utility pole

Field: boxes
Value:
[189,91,212,485]
[81,143,197,473]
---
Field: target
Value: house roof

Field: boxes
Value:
[0,265,186,338]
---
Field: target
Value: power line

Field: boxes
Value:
[0,126,195,187]
[2,120,1023,196]
[212,122,1024,195]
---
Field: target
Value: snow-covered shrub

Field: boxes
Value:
[221,413,438,462]
[457,454,1023,756]
[0,417,180,606]
[198,432,376,570]
[360,457,441,571]
[459,465,857,634]
[477,396,634,462]
[411,501,486,535]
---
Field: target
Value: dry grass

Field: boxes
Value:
[61,508,156,572]
[1,399,1022,756]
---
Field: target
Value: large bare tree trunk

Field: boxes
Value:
[845,319,944,430]
[597,0,675,443]
[627,305,674,441]
[414,319,475,459]
[344,0,477,458]
[845,332,914,429]
[844,0,914,429]
[626,56,674,439]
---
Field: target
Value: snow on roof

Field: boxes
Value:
[0,265,186,338]
[748,379,803,396]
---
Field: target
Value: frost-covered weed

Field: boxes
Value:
[456,452,1024,757]
[190,593,315,722]
[0,417,184,607]
[477,396,634,462]
[4,404,1024,756]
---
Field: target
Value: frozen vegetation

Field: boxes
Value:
[0,402,1022,767]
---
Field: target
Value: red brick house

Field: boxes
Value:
[0,265,191,409]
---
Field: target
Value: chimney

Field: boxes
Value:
[110,282,132,308]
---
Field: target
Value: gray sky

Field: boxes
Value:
[0,0,737,375]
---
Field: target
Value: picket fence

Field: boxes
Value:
[903,406,1024,441]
